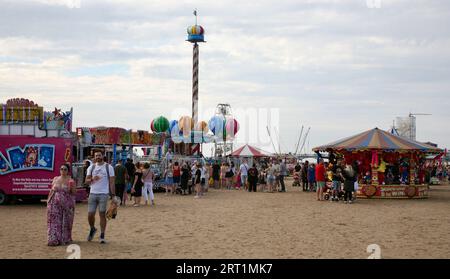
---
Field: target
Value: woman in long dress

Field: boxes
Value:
[47,163,76,246]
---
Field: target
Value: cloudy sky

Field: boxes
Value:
[1,0,449,154]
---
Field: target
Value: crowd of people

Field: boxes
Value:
[158,158,288,195]
[46,150,449,247]
[291,159,358,203]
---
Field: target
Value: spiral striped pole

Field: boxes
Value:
[187,11,205,156]
[191,43,200,155]
[192,42,199,125]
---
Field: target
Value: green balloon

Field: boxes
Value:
[154,116,169,133]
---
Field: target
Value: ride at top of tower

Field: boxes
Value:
[187,25,205,43]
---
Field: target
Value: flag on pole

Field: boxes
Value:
[193,9,197,16]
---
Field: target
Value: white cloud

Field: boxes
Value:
[1,0,450,154]
[29,0,81,8]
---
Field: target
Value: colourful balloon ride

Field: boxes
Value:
[153,116,169,133]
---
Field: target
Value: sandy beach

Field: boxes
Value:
[1,178,450,259]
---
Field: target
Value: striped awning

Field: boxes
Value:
[231,144,272,157]
[313,128,442,153]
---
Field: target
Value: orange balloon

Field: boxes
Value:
[178,116,193,136]
[195,121,208,133]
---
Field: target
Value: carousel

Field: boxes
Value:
[313,128,443,199]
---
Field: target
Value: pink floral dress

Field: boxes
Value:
[47,178,75,246]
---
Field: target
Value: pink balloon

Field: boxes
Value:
[226,118,239,136]
[150,120,156,132]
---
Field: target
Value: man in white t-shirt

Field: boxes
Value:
[85,151,115,244]
[240,160,249,189]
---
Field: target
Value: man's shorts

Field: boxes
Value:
[166,177,174,184]
[316,181,326,188]
[241,174,248,184]
[173,176,180,184]
[88,193,109,213]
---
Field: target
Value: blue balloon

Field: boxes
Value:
[169,120,178,133]
[208,116,225,136]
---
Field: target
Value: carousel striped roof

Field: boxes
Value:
[313,128,442,152]
[231,144,272,157]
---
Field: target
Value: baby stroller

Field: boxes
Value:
[292,172,301,187]
[152,179,166,193]
[323,182,344,201]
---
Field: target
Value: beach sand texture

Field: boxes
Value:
[1,179,449,259]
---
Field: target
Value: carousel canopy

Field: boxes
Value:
[231,144,272,157]
[313,128,442,153]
